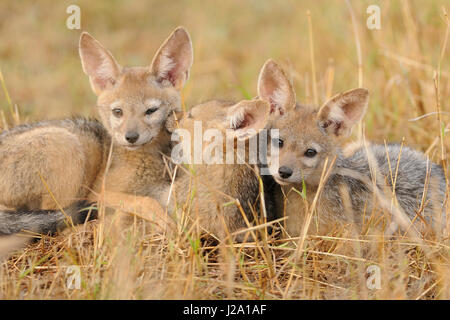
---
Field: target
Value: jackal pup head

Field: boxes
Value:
[170,99,270,165]
[79,27,193,149]
[184,99,269,137]
[259,60,369,186]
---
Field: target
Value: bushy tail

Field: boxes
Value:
[0,201,97,236]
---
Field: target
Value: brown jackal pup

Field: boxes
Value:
[258,60,446,236]
[166,98,274,242]
[0,27,193,236]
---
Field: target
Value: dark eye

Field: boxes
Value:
[304,148,317,157]
[112,108,123,118]
[273,138,284,148]
[145,108,158,115]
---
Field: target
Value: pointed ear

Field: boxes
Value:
[150,27,193,90]
[79,32,122,95]
[227,99,270,140]
[317,88,369,137]
[257,59,296,116]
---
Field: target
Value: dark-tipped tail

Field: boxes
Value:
[0,201,97,236]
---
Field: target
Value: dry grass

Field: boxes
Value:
[0,0,449,299]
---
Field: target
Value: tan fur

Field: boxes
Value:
[259,60,369,235]
[0,124,103,209]
[165,99,271,241]
[259,60,445,237]
[271,98,378,236]
[263,105,347,233]
[0,27,193,232]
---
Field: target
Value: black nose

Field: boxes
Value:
[278,166,293,179]
[125,132,139,144]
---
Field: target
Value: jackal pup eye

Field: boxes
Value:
[145,107,158,115]
[304,148,317,157]
[272,138,284,148]
[112,108,123,118]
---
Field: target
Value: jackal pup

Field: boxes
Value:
[0,27,193,235]
[258,60,446,236]
[166,98,276,242]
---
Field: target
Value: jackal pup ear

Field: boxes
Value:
[317,88,369,137]
[150,27,193,90]
[79,32,122,95]
[227,99,270,140]
[257,59,296,116]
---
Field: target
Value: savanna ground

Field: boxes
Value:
[0,0,449,299]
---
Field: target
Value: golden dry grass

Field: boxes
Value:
[0,0,449,299]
